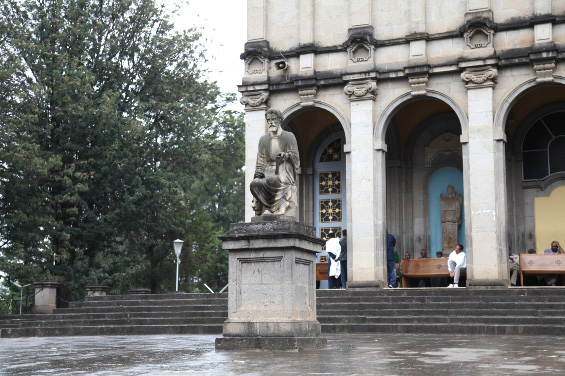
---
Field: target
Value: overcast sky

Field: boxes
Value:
[175,0,247,96]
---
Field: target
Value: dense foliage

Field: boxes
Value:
[0,0,244,303]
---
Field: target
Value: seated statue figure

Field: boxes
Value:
[250,108,300,217]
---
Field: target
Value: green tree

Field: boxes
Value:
[0,0,244,300]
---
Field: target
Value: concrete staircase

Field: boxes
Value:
[2,289,565,337]
[0,293,227,338]
[317,288,565,335]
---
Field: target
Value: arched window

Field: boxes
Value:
[522,111,565,181]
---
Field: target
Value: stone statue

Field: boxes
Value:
[440,185,462,252]
[250,108,300,217]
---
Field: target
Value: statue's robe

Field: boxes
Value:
[250,130,300,215]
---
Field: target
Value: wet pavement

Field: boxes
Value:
[1,333,565,375]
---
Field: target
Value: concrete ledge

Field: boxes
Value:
[347,281,382,289]
[222,320,321,337]
[215,336,327,351]
[467,279,508,289]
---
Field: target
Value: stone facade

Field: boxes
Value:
[240,1,565,288]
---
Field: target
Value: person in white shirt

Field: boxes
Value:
[447,244,466,288]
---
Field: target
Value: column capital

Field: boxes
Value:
[344,79,378,101]
[240,90,270,111]
[460,66,498,89]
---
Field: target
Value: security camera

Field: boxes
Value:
[274,60,289,70]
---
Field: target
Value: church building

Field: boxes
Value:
[239,0,565,288]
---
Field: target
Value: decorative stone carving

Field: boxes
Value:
[344,80,378,101]
[408,75,429,96]
[348,41,372,63]
[240,90,270,110]
[465,27,492,49]
[440,185,463,253]
[461,66,498,88]
[425,132,462,167]
[298,87,317,107]
[245,55,268,75]
[533,60,555,82]
[250,108,300,218]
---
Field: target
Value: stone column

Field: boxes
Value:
[215,220,326,350]
[247,0,266,42]
[343,76,384,288]
[461,65,508,288]
[241,90,270,222]
[33,282,59,314]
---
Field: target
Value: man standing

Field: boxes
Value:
[447,244,466,288]
[387,232,396,288]
[540,241,564,286]
[508,247,520,286]
[338,230,347,289]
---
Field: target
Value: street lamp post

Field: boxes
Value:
[173,239,184,292]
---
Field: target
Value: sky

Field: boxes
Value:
[174,0,247,97]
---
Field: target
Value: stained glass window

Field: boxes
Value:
[319,171,341,195]
[319,138,341,162]
[319,199,342,223]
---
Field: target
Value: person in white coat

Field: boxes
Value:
[447,244,466,288]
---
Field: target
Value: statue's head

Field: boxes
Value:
[446,185,455,196]
[265,108,283,134]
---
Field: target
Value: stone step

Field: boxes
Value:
[316,295,565,304]
[318,315,565,325]
[1,316,227,328]
[317,308,556,317]
[316,302,565,310]
[316,288,565,297]
[70,298,228,309]
[0,324,223,338]
[0,310,228,324]
[321,323,565,336]
[82,293,227,301]
[54,305,225,314]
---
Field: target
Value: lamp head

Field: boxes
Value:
[173,239,184,257]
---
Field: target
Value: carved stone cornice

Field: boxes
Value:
[240,90,270,111]
[461,66,498,89]
[298,87,317,107]
[344,80,378,101]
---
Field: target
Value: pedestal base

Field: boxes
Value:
[215,336,327,351]
[216,220,326,350]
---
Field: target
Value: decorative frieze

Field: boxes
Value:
[245,55,268,75]
[533,60,555,82]
[348,41,373,63]
[344,79,378,101]
[425,132,463,167]
[240,90,270,110]
[408,75,429,96]
[298,87,317,107]
[461,66,498,89]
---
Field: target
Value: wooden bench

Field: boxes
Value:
[520,254,565,286]
[401,258,465,288]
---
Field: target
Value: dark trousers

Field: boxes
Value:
[340,261,347,288]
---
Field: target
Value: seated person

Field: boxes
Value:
[508,247,520,286]
[447,244,466,288]
[416,249,431,288]
[539,241,563,286]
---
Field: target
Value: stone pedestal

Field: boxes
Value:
[33,282,59,314]
[86,285,109,297]
[215,220,327,350]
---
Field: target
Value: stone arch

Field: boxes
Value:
[374,90,469,146]
[282,100,351,145]
[494,76,565,136]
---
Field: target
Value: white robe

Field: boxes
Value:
[326,238,341,278]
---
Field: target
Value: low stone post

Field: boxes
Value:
[86,285,110,297]
[215,219,327,350]
[33,282,59,314]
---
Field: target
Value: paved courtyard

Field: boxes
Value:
[1,333,565,375]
